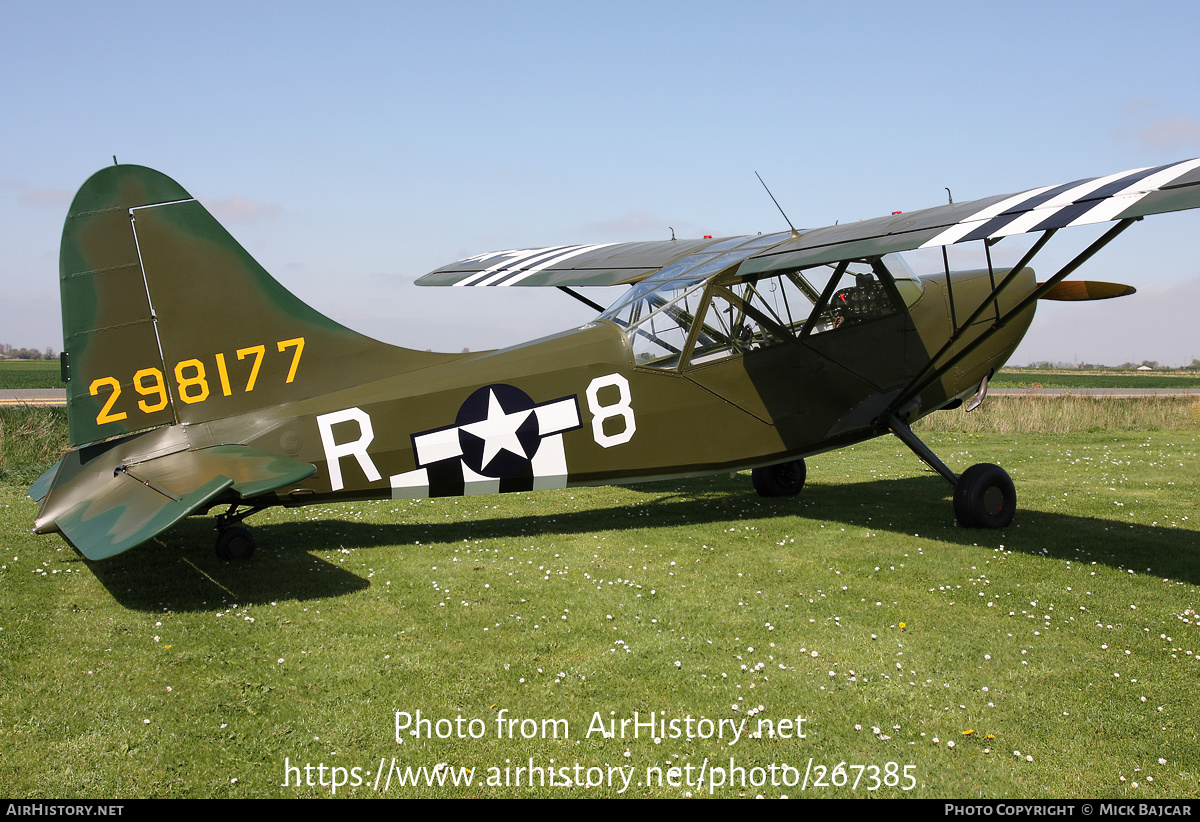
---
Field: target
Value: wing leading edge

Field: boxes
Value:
[417,237,744,288]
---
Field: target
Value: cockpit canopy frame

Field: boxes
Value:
[599,238,926,371]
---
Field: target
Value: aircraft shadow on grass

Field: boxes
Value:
[81,473,1200,611]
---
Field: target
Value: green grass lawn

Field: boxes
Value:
[993,369,1200,389]
[0,360,63,389]
[3,420,1198,798]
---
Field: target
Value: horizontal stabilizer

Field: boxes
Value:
[28,461,61,506]
[56,474,235,561]
[1036,280,1137,301]
[32,444,315,561]
[129,445,318,501]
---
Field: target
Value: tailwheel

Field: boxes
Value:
[752,459,806,497]
[214,502,267,560]
[953,463,1015,529]
[215,525,256,561]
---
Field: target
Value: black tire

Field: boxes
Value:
[953,463,1015,528]
[752,459,807,497]
[215,525,256,561]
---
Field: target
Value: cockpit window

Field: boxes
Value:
[893,277,926,307]
[882,253,926,308]
[601,249,915,370]
[599,233,790,368]
[608,278,707,368]
[813,269,896,333]
[689,275,814,365]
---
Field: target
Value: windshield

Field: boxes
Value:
[598,233,790,366]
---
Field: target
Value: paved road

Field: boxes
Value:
[3,387,1198,409]
[0,389,66,407]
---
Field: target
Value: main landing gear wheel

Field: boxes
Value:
[953,463,1015,529]
[889,414,1017,529]
[752,459,807,497]
[215,525,256,561]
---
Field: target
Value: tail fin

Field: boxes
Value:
[60,164,456,447]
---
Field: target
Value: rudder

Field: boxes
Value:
[60,164,187,446]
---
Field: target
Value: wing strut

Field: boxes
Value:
[883,218,1137,420]
[896,229,1056,413]
[556,286,606,312]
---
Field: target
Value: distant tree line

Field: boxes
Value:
[1017,359,1200,371]
[0,344,57,361]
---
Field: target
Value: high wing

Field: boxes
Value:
[420,159,1200,285]
[416,237,749,287]
[741,158,1200,275]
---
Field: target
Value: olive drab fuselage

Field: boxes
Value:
[269,266,1036,505]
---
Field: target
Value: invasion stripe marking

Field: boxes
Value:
[473,245,591,286]
[1024,167,1172,233]
[454,246,575,287]
[1055,158,1200,228]
[993,165,1163,237]
[920,159,1200,248]
[998,161,1200,236]
[954,179,1089,244]
[479,243,617,286]
[489,243,618,286]
[979,167,1149,239]
[918,184,1059,248]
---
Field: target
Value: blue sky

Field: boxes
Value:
[4,0,1199,364]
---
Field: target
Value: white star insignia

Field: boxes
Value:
[459,389,534,470]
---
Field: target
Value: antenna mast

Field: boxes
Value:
[755,171,798,236]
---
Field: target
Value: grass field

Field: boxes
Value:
[992,369,1200,390]
[2,407,1198,798]
[0,361,62,389]
[915,396,1200,434]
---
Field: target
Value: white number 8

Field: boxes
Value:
[586,373,635,448]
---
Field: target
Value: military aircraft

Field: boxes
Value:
[29,159,1200,561]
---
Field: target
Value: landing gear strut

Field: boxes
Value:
[752,459,807,497]
[887,414,1015,529]
[214,503,266,560]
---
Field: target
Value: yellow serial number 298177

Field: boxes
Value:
[88,337,305,426]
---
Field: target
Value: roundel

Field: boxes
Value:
[455,384,541,478]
